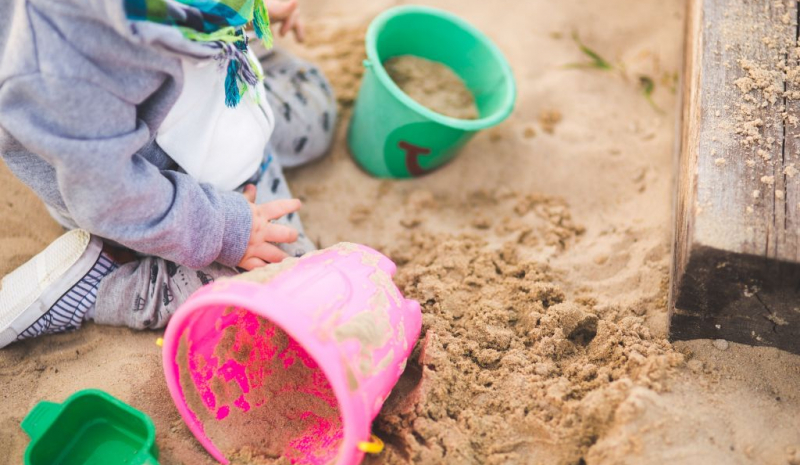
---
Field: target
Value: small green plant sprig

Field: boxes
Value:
[564,32,664,113]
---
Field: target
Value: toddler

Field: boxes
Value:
[0,0,336,347]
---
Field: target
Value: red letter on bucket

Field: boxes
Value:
[399,141,432,177]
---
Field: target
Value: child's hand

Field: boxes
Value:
[265,0,305,43]
[237,184,302,270]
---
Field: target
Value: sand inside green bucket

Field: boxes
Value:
[384,55,479,120]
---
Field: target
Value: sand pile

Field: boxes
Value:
[362,234,682,464]
[302,23,368,109]
[384,56,479,119]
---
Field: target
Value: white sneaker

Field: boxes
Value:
[0,229,115,348]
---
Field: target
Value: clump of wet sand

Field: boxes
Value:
[362,234,683,464]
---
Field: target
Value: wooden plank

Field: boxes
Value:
[670,0,800,352]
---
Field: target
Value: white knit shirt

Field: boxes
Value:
[156,50,275,191]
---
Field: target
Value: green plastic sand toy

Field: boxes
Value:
[348,5,516,178]
[21,389,159,465]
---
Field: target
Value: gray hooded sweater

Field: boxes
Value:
[0,0,252,268]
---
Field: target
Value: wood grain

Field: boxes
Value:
[670,0,800,352]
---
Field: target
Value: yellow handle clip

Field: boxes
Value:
[357,434,384,454]
[155,337,164,347]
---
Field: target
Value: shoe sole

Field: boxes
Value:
[0,230,102,348]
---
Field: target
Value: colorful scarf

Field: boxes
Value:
[124,0,273,107]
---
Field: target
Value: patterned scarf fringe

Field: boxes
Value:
[177,1,273,108]
[219,37,261,108]
[253,0,273,49]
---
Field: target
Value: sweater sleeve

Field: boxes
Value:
[0,73,251,268]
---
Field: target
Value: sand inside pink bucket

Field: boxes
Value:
[177,307,343,464]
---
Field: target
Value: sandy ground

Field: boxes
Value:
[2,0,800,464]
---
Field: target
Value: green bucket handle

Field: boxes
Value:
[20,400,59,439]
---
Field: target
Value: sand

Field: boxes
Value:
[2,0,800,464]
[384,55,479,119]
[177,310,342,464]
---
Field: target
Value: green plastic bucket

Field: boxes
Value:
[347,5,517,178]
[22,389,159,465]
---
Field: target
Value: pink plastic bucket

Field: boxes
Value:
[161,243,421,465]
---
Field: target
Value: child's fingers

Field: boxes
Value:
[293,17,305,43]
[251,241,289,263]
[243,184,257,202]
[265,0,297,21]
[239,256,269,271]
[264,222,299,244]
[279,9,299,37]
[257,198,302,220]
